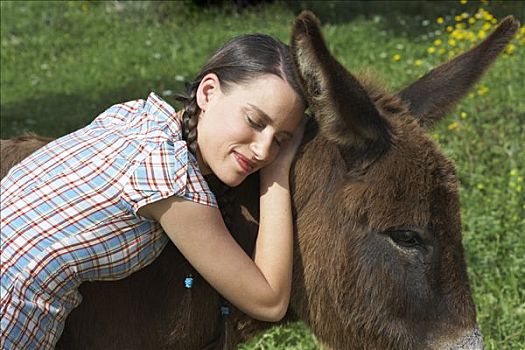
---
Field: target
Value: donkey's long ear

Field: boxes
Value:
[397,16,519,129]
[291,11,390,151]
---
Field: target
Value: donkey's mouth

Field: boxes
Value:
[448,328,484,350]
[430,327,484,350]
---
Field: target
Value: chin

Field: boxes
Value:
[223,176,245,188]
[215,171,246,188]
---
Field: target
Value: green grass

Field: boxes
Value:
[1,1,524,349]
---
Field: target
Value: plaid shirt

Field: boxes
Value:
[0,92,217,349]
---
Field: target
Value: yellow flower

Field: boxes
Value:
[491,18,497,24]
[455,15,462,22]
[448,38,457,46]
[447,25,454,32]
[427,47,436,54]
[437,17,444,24]
[505,44,516,55]
[434,39,443,46]
[477,183,485,190]
[477,85,489,95]
[456,22,466,30]
[468,92,475,99]
[452,29,465,40]
[510,169,518,177]
[482,22,492,31]
[478,30,486,39]
[414,59,422,66]
[448,121,460,130]
[460,112,468,119]
[439,47,446,55]
[483,12,493,21]
[461,12,469,19]
[392,54,401,62]
[460,0,467,4]
[469,17,476,25]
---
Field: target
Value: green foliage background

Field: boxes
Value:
[1,1,523,349]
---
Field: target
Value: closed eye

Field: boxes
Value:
[246,115,264,131]
[274,133,292,147]
[246,115,283,147]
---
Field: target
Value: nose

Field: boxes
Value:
[250,131,274,162]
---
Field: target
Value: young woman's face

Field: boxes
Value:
[196,73,304,187]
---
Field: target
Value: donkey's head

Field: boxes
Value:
[289,11,518,350]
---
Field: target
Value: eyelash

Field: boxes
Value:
[246,115,264,130]
[246,115,282,147]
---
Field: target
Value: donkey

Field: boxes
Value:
[0,11,518,350]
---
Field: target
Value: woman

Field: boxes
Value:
[1,33,306,349]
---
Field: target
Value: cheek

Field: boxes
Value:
[226,121,255,144]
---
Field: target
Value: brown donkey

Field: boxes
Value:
[0,11,519,350]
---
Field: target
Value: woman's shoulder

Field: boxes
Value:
[86,92,183,142]
[144,92,184,142]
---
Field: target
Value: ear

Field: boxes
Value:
[397,16,520,128]
[291,11,390,153]
[196,73,221,111]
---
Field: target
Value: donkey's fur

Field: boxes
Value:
[0,11,518,350]
[0,133,54,179]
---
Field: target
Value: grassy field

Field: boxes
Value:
[1,1,524,349]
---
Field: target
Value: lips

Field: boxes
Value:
[233,151,255,173]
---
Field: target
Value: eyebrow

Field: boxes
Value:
[247,104,294,139]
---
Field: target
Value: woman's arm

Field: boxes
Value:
[139,174,292,322]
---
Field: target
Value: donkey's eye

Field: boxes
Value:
[387,230,422,248]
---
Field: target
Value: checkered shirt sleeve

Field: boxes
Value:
[121,139,217,215]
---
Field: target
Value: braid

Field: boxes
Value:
[177,81,200,156]
[169,81,202,342]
